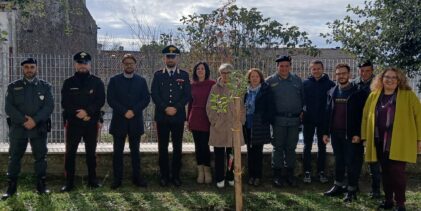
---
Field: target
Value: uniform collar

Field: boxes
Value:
[278,72,292,81]
[162,67,180,74]
[23,77,38,85]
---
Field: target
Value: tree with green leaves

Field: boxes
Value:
[322,0,421,76]
[178,4,318,57]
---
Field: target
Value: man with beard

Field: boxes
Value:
[2,58,54,199]
[107,54,150,189]
[322,64,368,202]
[60,52,105,192]
[151,45,191,187]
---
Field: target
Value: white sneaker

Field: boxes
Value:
[228,180,234,186]
[216,180,225,188]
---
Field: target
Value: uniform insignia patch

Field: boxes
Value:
[89,89,93,94]
[40,95,44,100]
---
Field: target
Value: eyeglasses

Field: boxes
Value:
[123,62,136,66]
[383,76,398,81]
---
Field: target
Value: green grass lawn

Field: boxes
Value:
[0,174,420,211]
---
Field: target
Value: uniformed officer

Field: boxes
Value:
[2,58,54,200]
[107,54,150,189]
[60,51,105,192]
[151,45,191,187]
[266,55,304,188]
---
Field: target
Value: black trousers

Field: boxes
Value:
[156,121,184,179]
[244,128,264,179]
[369,162,381,192]
[192,130,211,166]
[247,144,264,179]
[7,136,48,180]
[64,123,98,183]
[112,134,141,182]
[303,123,326,173]
[214,147,234,183]
[330,131,364,189]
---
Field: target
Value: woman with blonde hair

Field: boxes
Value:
[361,67,421,211]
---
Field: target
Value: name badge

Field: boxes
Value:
[70,87,79,90]
[14,87,23,90]
[270,82,279,87]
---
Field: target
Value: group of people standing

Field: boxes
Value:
[3,45,421,211]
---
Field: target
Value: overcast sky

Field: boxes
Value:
[86,0,365,50]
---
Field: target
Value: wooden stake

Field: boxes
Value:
[232,97,243,211]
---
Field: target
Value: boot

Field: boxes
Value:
[1,179,17,200]
[196,165,204,184]
[343,190,357,202]
[36,177,50,195]
[272,168,283,188]
[203,166,212,184]
[286,168,297,187]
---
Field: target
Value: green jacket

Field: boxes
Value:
[361,89,421,163]
[5,78,54,139]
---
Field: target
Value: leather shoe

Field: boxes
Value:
[1,179,17,200]
[36,178,50,195]
[172,178,182,187]
[324,185,346,197]
[110,181,122,190]
[60,184,74,192]
[87,181,102,188]
[133,178,148,188]
[159,178,169,187]
[273,178,283,188]
[369,191,381,199]
[378,201,394,210]
[343,191,357,203]
[394,206,406,211]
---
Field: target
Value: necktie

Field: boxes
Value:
[170,71,174,77]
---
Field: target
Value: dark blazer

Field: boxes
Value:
[61,72,105,127]
[323,83,369,138]
[243,82,274,145]
[151,68,191,123]
[5,78,54,139]
[107,73,150,137]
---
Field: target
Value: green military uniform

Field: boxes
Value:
[5,77,54,180]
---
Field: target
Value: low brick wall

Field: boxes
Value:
[0,145,420,179]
